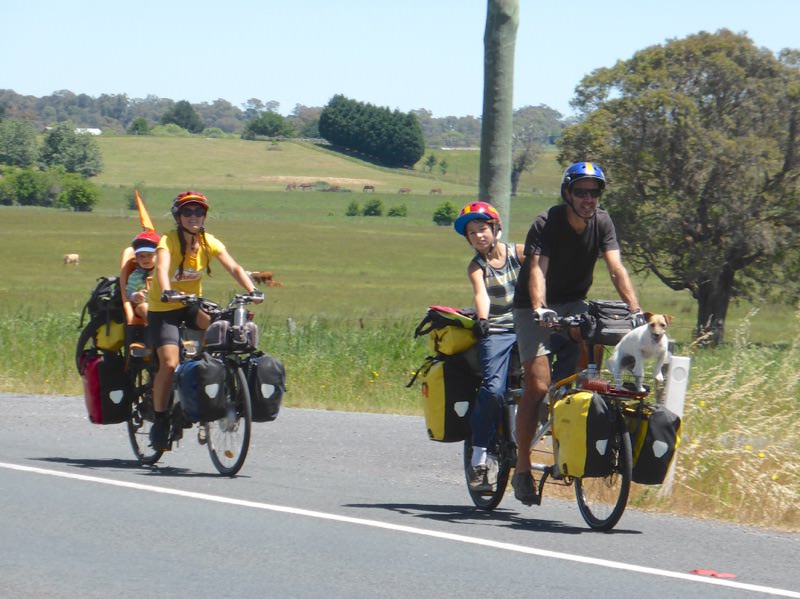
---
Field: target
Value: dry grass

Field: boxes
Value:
[628,310,800,531]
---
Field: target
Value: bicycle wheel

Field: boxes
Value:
[206,365,252,476]
[127,361,163,465]
[463,436,512,511]
[574,427,632,531]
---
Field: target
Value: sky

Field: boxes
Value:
[4,0,800,119]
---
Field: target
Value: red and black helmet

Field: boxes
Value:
[131,230,160,253]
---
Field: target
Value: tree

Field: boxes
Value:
[242,111,294,139]
[510,105,561,195]
[319,95,425,167]
[56,173,99,211]
[39,122,103,177]
[478,0,519,231]
[160,100,204,133]
[424,153,437,172]
[433,201,459,226]
[0,119,38,167]
[127,117,150,135]
[558,30,800,344]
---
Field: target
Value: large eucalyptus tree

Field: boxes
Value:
[559,30,800,343]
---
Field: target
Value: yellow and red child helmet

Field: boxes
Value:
[453,201,501,236]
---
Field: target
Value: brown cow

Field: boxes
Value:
[249,271,284,287]
[362,185,375,192]
[285,182,297,191]
[299,183,314,191]
[430,188,442,195]
[398,187,411,194]
[63,253,80,265]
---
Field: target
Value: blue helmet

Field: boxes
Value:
[560,162,606,201]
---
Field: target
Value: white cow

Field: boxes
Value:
[63,253,80,265]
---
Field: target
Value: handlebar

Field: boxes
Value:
[163,291,264,315]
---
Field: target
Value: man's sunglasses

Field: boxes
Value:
[180,207,207,217]
[571,188,602,199]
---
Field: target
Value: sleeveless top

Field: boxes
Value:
[471,242,522,333]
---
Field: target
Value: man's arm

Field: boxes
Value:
[603,249,640,312]
[529,254,549,310]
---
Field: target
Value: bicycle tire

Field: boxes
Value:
[463,437,512,511]
[574,424,632,531]
[126,361,163,466]
[206,365,252,476]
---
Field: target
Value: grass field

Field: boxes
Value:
[0,137,797,530]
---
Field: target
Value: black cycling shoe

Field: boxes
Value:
[149,416,170,451]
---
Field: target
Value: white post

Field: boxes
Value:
[657,355,691,497]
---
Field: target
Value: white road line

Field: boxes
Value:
[2,461,798,598]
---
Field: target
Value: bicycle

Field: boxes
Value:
[464,313,648,531]
[126,291,262,476]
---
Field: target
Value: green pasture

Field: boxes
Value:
[0,137,797,530]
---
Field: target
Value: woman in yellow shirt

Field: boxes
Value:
[148,191,263,450]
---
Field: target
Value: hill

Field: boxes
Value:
[94,136,564,197]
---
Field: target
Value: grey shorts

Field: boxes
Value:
[512,300,590,363]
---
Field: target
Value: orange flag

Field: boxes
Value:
[135,190,156,232]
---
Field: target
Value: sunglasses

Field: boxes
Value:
[180,207,207,217]
[571,188,602,199]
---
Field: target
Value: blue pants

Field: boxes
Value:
[470,331,516,449]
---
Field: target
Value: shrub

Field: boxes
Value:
[362,198,383,216]
[433,201,458,226]
[387,204,407,217]
[346,200,360,216]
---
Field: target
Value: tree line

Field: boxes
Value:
[0,120,102,210]
[0,89,565,149]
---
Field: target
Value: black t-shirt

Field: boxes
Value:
[513,204,619,308]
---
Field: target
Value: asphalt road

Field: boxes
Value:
[1,393,798,598]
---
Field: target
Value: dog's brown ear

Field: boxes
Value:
[643,311,654,322]
[665,314,674,325]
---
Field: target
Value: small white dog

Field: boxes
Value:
[606,312,673,391]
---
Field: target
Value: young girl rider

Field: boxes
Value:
[147,191,263,451]
[453,201,524,491]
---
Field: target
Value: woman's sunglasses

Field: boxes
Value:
[180,207,207,217]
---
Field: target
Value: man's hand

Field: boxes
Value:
[533,307,558,326]
[250,289,265,304]
[631,310,647,328]
[161,289,180,303]
[473,318,490,339]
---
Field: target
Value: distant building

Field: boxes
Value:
[75,127,102,136]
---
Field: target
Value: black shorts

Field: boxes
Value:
[148,306,202,348]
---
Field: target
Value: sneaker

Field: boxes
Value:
[149,416,170,451]
[197,425,208,445]
[512,471,540,506]
[468,465,492,492]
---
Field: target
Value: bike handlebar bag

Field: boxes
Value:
[175,352,227,422]
[79,350,131,424]
[204,320,259,352]
[588,300,634,346]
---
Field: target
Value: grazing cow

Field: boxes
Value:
[398,187,411,194]
[285,182,297,191]
[362,185,375,192]
[249,271,284,287]
[430,187,442,195]
[299,183,314,191]
[63,253,80,265]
